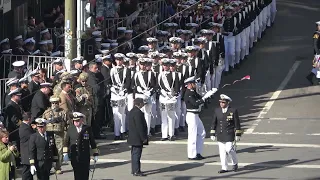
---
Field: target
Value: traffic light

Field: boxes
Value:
[85,2,95,29]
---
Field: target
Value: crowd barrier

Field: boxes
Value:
[0,54,65,112]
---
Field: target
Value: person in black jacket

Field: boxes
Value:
[87,62,106,139]
[31,83,51,121]
[100,56,113,127]
[19,112,35,180]
[210,94,242,173]
[28,70,41,100]
[29,118,58,180]
[63,112,99,180]
[127,98,148,177]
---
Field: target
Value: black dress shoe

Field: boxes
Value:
[114,136,120,140]
[161,138,168,141]
[218,170,228,173]
[150,128,155,135]
[196,154,205,159]
[169,136,175,141]
[133,172,146,176]
[188,157,202,160]
[232,164,238,172]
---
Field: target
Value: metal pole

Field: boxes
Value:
[77,0,82,57]
[64,0,76,72]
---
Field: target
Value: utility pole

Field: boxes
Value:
[77,0,85,57]
[64,0,76,71]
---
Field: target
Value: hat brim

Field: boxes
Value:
[219,99,229,102]
[73,118,81,121]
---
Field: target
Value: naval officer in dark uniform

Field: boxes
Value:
[210,94,242,173]
[127,98,148,176]
[29,118,58,180]
[30,83,51,121]
[63,112,99,180]
[19,112,35,180]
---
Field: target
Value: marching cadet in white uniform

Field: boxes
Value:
[169,37,183,52]
[222,6,236,74]
[110,53,131,140]
[132,57,156,136]
[147,37,159,52]
[209,23,225,88]
[176,52,196,131]
[158,58,180,141]
[185,46,204,94]
[184,76,217,160]
[231,1,242,68]
[168,58,182,135]
[193,37,210,92]
[150,52,163,132]
[210,94,242,173]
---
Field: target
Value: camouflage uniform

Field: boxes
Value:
[53,72,73,97]
[42,96,67,174]
[75,72,94,126]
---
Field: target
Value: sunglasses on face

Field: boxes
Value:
[81,80,87,83]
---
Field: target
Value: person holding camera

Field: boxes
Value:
[0,129,19,180]
[127,98,148,177]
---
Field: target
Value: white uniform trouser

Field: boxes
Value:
[271,0,277,23]
[161,105,176,138]
[224,35,236,71]
[254,18,260,42]
[235,34,241,64]
[156,99,161,126]
[249,22,255,48]
[240,30,247,60]
[266,4,272,27]
[218,142,238,170]
[245,27,250,55]
[150,94,157,129]
[175,96,182,129]
[180,101,186,127]
[258,11,263,39]
[213,63,225,88]
[204,70,211,91]
[186,112,206,158]
[262,7,268,32]
[113,105,126,136]
[142,103,153,135]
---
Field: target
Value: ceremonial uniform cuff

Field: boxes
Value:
[235,130,242,136]
[210,129,215,136]
[63,147,68,153]
[92,148,99,155]
[29,159,34,165]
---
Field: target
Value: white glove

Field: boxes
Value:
[110,87,117,94]
[119,91,125,96]
[63,153,69,162]
[93,156,98,163]
[144,91,151,97]
[30,165,37,175]
[81,94,88,99]
[211,88,218,94]
[210,136,216,141]
[137,86,143,93]
[235,136,240,142]
[160,89,167,96]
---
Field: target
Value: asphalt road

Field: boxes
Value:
[18,0,320,179]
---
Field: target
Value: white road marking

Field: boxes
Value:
[268,117,288,120]
[97,141,320,148]
[94,159,320,169]
[245,61,301,133]
[306,133,320,136]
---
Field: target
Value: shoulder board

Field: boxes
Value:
[313,34,319,39]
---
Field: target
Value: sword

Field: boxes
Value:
[90,160,97,180]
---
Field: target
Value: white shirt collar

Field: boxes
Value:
[222,106,229,113]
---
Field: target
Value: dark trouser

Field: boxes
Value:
[36,161,52,180]
[131,145,143,174]
[92,105,104,137]
[306,72,319,85]
[71,159,90,180]
[104,96,114,127]
[21,164,33,180]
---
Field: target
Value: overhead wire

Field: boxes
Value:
[2,0,216,122]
